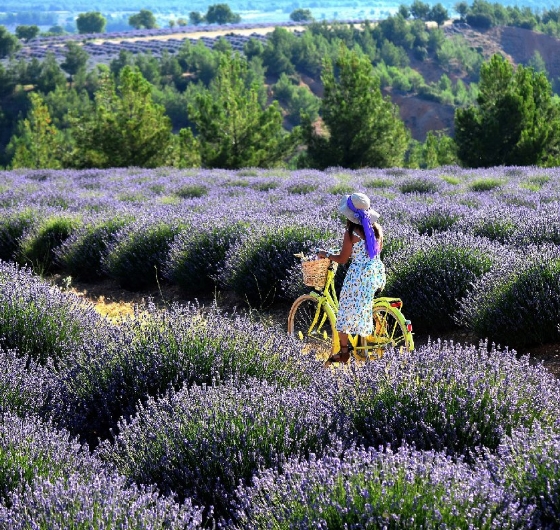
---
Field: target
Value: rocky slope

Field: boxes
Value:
[399,24,560,140]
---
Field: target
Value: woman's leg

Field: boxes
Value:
[338,332,348,351]
[325,332,350,365]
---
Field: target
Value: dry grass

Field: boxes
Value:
[93,296,135,322]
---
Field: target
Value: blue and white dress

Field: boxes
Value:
[336,235,386,337]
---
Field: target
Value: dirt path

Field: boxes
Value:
[57,275,560,378]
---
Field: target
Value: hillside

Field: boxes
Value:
[8,21,560,141]
[395,24,560,140]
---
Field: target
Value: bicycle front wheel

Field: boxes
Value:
[358,305,413,360]
[288,295,336,360]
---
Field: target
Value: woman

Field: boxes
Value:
[318,192,386,365]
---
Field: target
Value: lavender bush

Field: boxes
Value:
[383,233,500,331]
[511,209,560,246]
[165,221,248,293]
[17,214,82,274]
[97,378,340,517]
[336,341,560,458]
[456,208,518,243]
[232,444,531,529]
[1,473,203,529]
[469,177,504,192]
[0,413,203,529]
[103,217,186,290]
[0,208,37,261]
[0,412,104,505]
[218,223,336,305]
[0,166,558,527]
[55,214,134,280]
[457,246,560,348]
[399,175,441,194]
[0,261,104,365]
[485,424,560,529]
[54,304,316,444]
[0,348,54,417]
[411,203,469,235]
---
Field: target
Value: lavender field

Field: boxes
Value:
[0,165,559,528]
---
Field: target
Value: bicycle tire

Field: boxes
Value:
[357,304,414,360]
[288,295,337,359]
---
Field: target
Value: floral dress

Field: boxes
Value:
[336,235,386,337]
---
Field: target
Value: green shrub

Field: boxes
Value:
[17,215,82,274]
[56,215,134,280]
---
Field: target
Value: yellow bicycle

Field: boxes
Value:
[288,254,414,362]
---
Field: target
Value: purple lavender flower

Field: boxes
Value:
[335,341,560,458]
[232,444,532,528]
[97,377,341,518]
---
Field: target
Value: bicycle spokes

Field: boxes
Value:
[360,306,413,359]
[288,295,336,359]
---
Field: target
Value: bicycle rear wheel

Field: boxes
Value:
[288,295,336,360]
[357,305,413,360]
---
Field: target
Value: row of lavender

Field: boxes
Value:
[17,31,273,60]
[1,258,560,527]
[1,165,559,347]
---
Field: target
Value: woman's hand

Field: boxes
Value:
[317,249,328,259]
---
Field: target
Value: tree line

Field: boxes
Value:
[1,2,560,170]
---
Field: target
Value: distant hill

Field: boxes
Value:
[6,19,560,141]
[392,24,560,140]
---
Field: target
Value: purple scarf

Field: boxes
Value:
[347,196,378,258]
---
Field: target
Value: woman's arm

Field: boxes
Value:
[317,230,353,264]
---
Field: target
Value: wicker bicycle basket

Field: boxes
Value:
[301,258,336,289]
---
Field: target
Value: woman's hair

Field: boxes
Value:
[346,220,383,241]
[346,219,384,250]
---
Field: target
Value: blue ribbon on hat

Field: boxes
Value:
[346,196,378,258]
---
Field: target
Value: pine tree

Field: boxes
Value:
[302,44,409,169]
[8,92,64,169]
[70,66,174,168]
[187,53,300,168]
[455,54,560,167]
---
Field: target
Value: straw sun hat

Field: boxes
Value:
[338,193,380,225]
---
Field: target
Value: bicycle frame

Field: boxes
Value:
[300,263,339,351]
[303,261,414,357]
[304,263,376,355]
